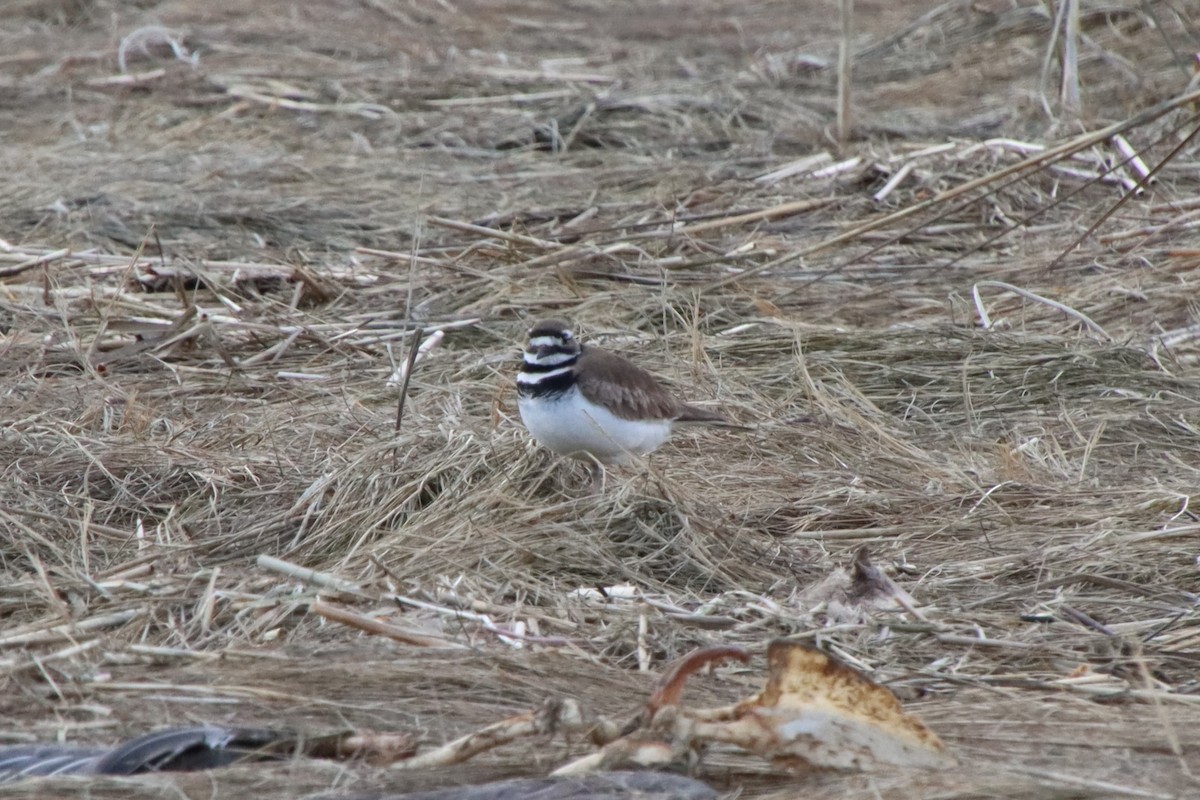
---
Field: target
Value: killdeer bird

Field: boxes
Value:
[516,319,731,464]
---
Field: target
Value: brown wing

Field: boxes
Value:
[575,345,729,424]
[575,346,685,421]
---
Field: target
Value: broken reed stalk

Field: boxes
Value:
[945,108,1200,273]
[1043,113,1200,271]
[745,86,1200,294]
[1060,0,1081,118]
[837,0,854,143]
[394,324,424,437]
[310,599,463,649]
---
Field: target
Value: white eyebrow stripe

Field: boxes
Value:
[527,335,564,348]
[517,366,573,384]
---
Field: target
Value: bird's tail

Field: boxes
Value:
[675,405,750,429]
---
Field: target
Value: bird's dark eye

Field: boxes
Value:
[562,330,573,341]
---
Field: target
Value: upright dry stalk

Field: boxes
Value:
[1059,0,1081,117]
[393,328,423,437]
[837,0,854,142]
[393,215,424,467]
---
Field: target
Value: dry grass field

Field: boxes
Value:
[2,0,1200,797]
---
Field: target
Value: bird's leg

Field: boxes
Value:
[634,455,662,497]
[583,455,607,494]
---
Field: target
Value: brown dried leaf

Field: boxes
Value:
[753,297,783,317]
[692,640,953,771]
[800,546,925,623]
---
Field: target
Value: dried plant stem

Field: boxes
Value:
[837,0,854,142]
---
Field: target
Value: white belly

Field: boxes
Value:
[518,389,672,464]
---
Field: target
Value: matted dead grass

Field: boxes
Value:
[1,0,1199,797]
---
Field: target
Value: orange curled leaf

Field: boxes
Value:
[648,645,751,715]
